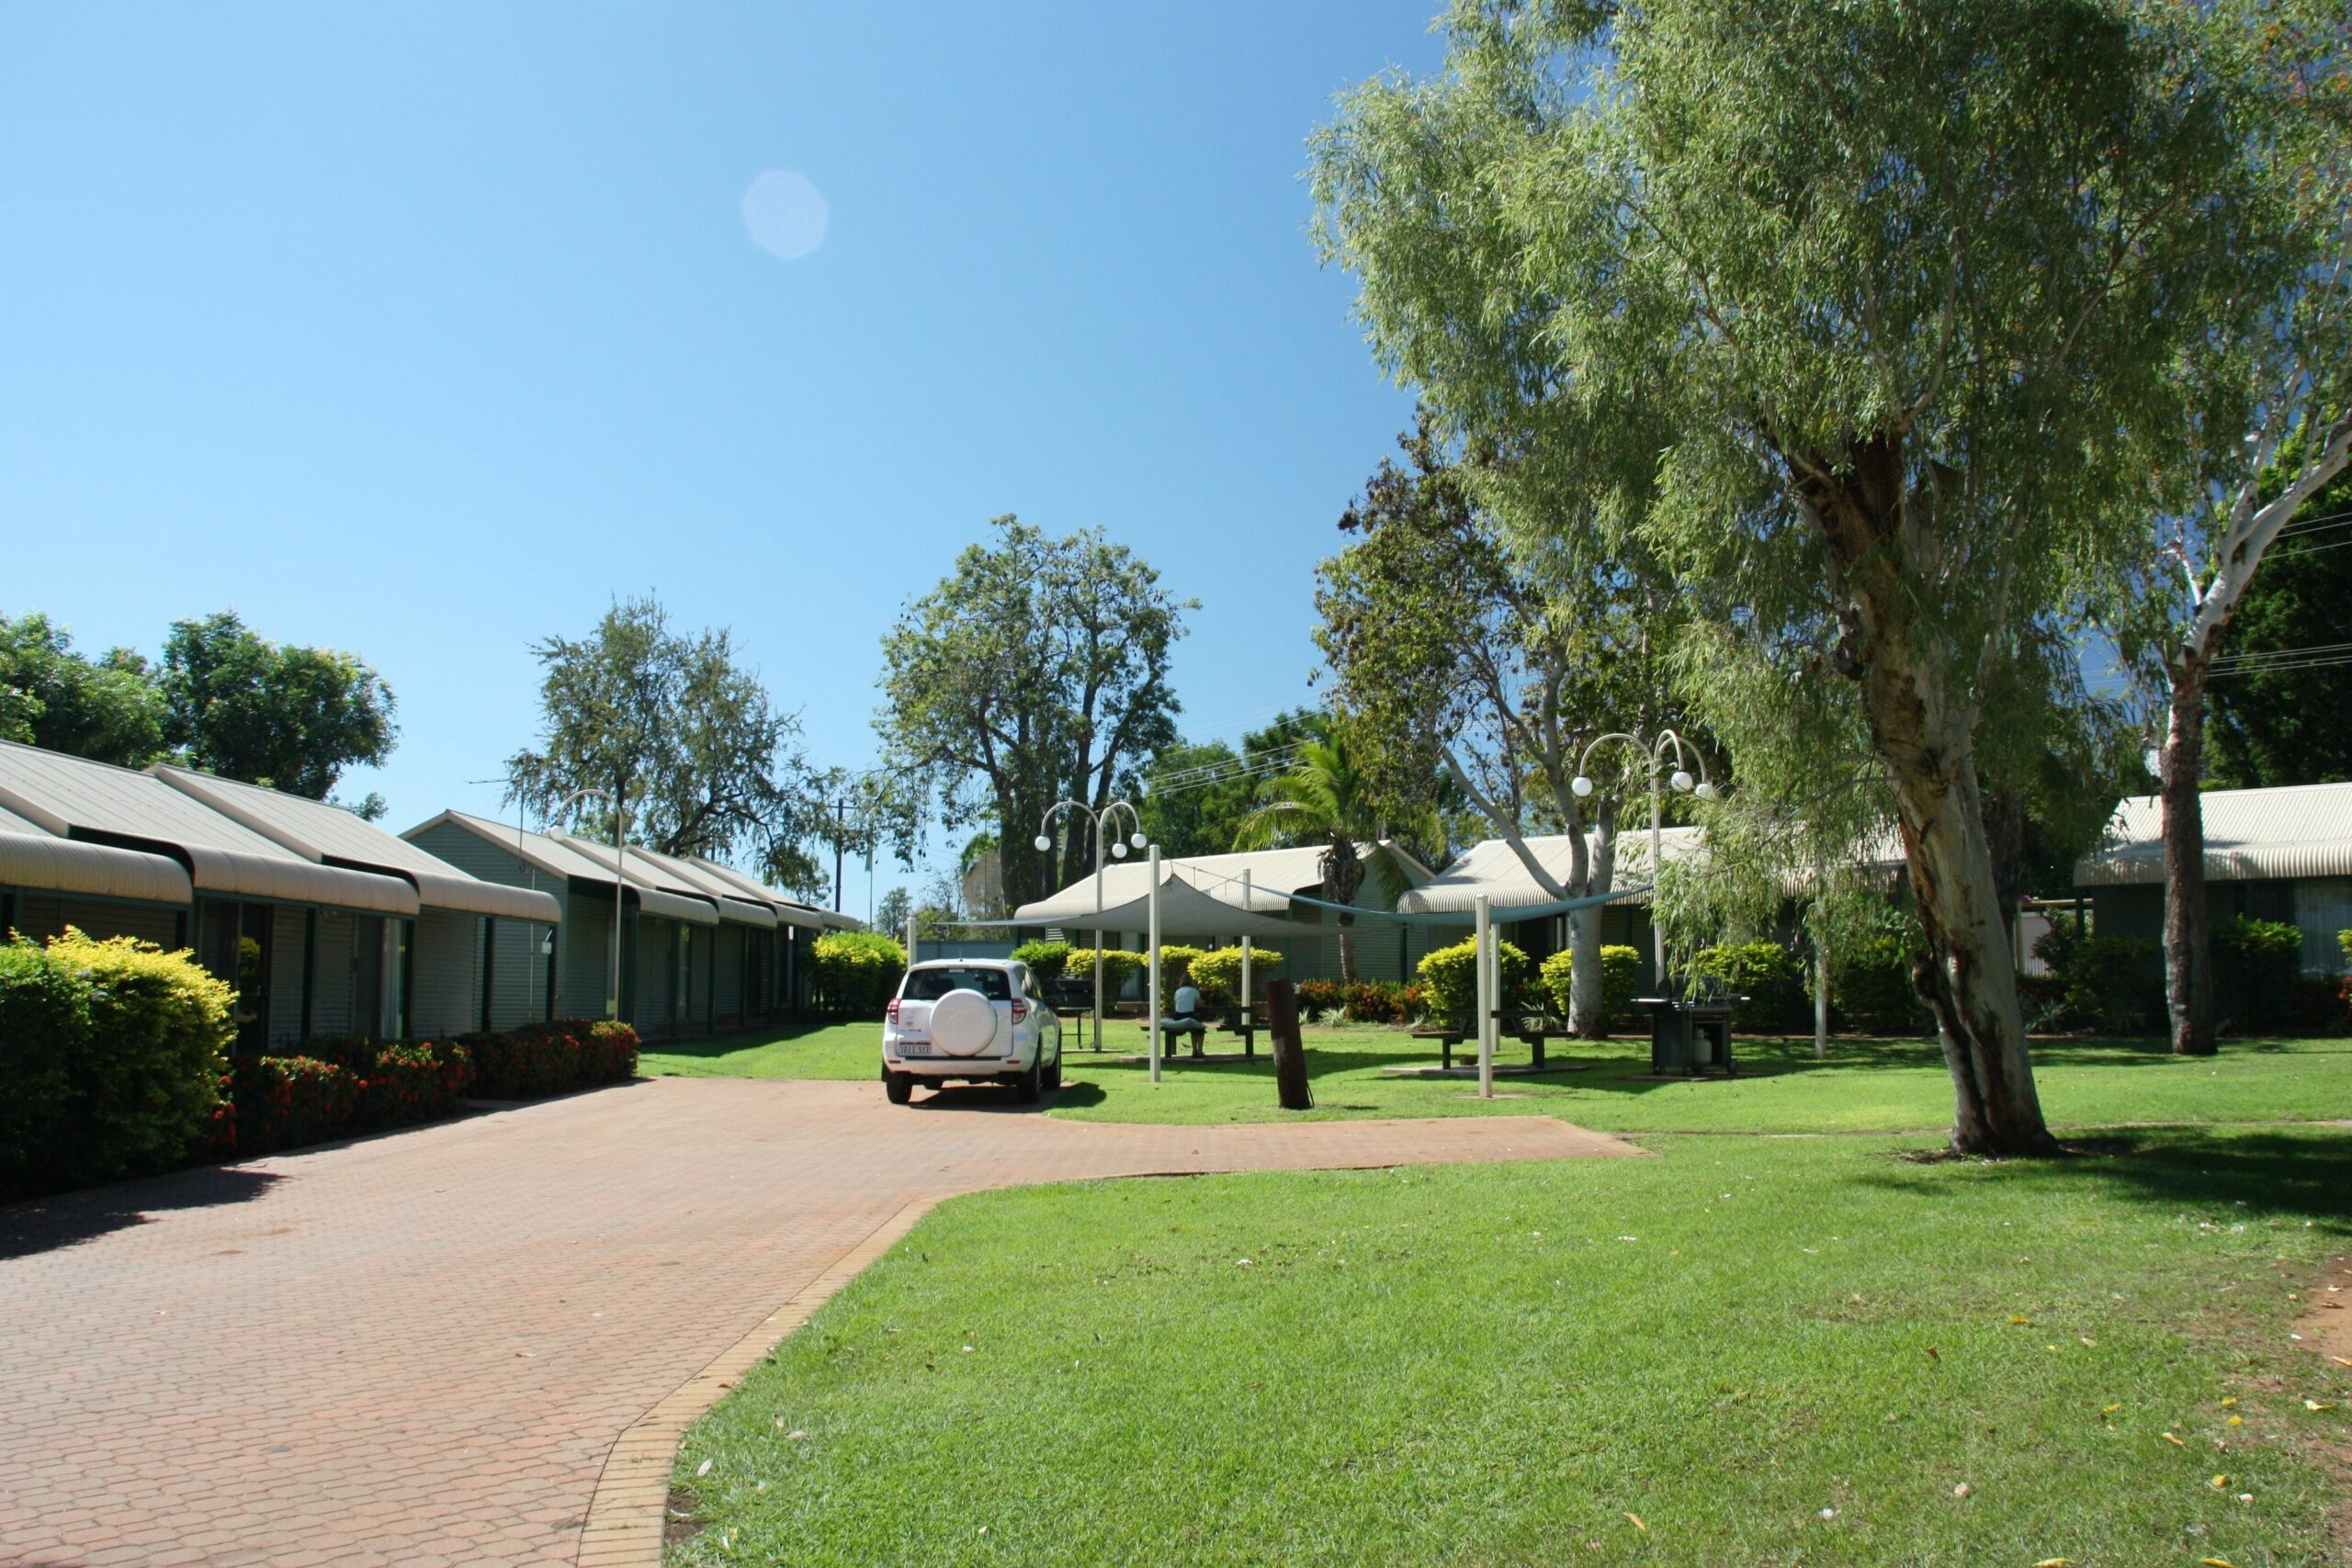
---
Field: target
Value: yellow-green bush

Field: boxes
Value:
[1154,945,1209,1007]
[1187,946,1283,1008]
[1417,936,1529,1022]
[1537,944,1642,1028]
[813,931,907,1016]
[0,929,232,1198]
[1065,947,1148,1000]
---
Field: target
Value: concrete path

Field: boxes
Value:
[0,1077,1637,1567]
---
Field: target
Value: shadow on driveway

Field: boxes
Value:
[0,1164,283,1261]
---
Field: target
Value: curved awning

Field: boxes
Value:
[182,842,420,915]
[634,886,720,926]
[0,828,194,906]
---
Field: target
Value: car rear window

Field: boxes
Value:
[902,967,1012,1001]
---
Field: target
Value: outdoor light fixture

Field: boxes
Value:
[1572,728,1715,991]
[1035,795,1146,1054]
[1669,769,1695,794]
[1570,775,1595,798]
[1130,832,1148,851]
[1694,781,1719,800]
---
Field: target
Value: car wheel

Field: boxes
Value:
[885,1070,913,1105]
[1014,1056,1042,1104]
[1043,1053,1062,1094]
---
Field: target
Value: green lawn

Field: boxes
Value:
[670,1124,2352,1566]
[642,1020,2352,1135]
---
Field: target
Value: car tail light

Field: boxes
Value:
[1011,999,1027,1022]
[886,998,899,1022]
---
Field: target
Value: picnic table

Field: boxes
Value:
[1410,1010,1561,1070]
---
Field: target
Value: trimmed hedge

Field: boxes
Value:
[1537,943,1644,1030]
[465,1020,639,1099]
[1154,945,1210,1008]
[1009,941,1071,985]
[0,929,232,1199]
[2211,916,2301,1030]
[1187,946,1283,1009]
[1417,937,1530,1023]
[1295,977,1344,1021]
[1340,979,1420,1024]
[1065,948,1148,1000]
[233,1055,361,1154]
[1690,942,1806,1032]
[813,931,907,1016]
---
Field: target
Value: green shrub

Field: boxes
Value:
[1417,937,1530,1023]
[350,1043,461,1130]
[1536,944,1646,1032]
[1295,977,1344,1021]
[1010,941,1071,985]
[1154,945,1209,1008]
[1187,946,1283,1009]
[2340,929,2351,968]
[1340,979,1414,1023]
[0,939,95,1196]
[2211,916,2302,1029]
[582,1019,639,1082]
[233,1055,359,1154]
[2062,935,2162,1035]
[1690,942,1805,1032]
[0,930,232,1193]
[813,931,907,1016]
[1830,934,1931,1035]
[1065,947,1148,1002]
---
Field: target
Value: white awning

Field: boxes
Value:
[2076,782,2352,886]
[0,825,194,906]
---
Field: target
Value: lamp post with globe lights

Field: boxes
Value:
[1035,799,1147,1053]
[1572,729,1716,992]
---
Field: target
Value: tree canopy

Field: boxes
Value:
[2206,473,2352,788]
[1314,0,2280,1152]
[158,612,398,807]
[1136,709,1329,861]
[505,596,814,882]
[878,516,1191,905]
[0,613,168,770]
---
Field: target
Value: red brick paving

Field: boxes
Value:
[0,1077,1636,1566]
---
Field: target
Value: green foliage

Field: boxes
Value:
[0,940,96,1195]
[1690,942,1805,1032]
[1829,936,1932,1037]
[2341,930,2352,969]
[1186,946,1283,1009]
[232,1055,358,1154]
[161,610,396,799]
[505,596,820,876]
[2211,917,2305,1030]
[1339,979,1419,1024]
[813,931,907,1017]
[2062,937,2165,1036]
[1139,712,1330,861]
[1536,945,1642,1027]
[1416,937,1529,1022]
[879,516,1191,909]
[1294,978,1344,1021]
[1010,941,1071,985]
[1065,947,1148,1000]
[41,928,232,1189]
[0,611,167,766]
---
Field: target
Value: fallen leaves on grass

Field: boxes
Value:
[1624,1513,1646,1532]
[2162,1432,2186,1447]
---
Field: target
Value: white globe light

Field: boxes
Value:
[1669,769,1695,794]
[1131,832,1148,851]
[1034,834,1052,852]
[1111,842,1128,859]
[1694,780,1717,800]
[1570,775,1595,798]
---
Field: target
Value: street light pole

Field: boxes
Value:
[1572,729,1714,995]
[1035,798,1144,1053]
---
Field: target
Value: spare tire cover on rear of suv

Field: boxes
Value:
[929,988,1001,1057]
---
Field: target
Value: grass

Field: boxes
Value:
[670,1123,2352,1566]
[641,1019,2352,1136]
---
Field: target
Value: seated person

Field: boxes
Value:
[1159,974,1208,1050]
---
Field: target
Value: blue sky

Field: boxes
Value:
[0,2,1444,918]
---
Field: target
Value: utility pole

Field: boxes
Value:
[832,797,847,912]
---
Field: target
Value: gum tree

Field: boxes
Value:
[1315,0,2269,1153]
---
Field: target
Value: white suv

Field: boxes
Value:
[882,959,1062,1105]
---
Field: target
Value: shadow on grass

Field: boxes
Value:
[0,1164,284,1260]
[647,1021,855,1062]
[1850,1126,2352,1228]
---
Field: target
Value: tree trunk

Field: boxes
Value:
[1567,805,1617,1037]
[2161,659,2216,1056]
[1324,833,1365,984]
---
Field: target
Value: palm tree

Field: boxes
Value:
[1232,732,1384,982]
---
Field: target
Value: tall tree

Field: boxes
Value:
[878,516,1191,905]
[161,611,396,802]
[0,613,167,769]
[1316,412,1692,1033]
[1232,730,1385,982]
[1315,0,2273,1153]
[505,597,815,881]
[2113,3,2351,1056]
[2205,474,2352,788]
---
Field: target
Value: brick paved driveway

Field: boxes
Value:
[0,1077,1637,1567]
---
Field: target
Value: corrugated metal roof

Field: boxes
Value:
[0,741,416,914]
[153,766,560,924]
[0,821,195,906]
[684,858,831,929]
[2075,781,2352,886]
[406,811,722,926]
[607,842,778,928]
[1398,824,1907,915]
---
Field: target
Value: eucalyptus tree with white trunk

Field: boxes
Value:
[2120,5,2351,1057]
[1314,0,2282,1153]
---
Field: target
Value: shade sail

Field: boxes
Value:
[1013,858,1329,939]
